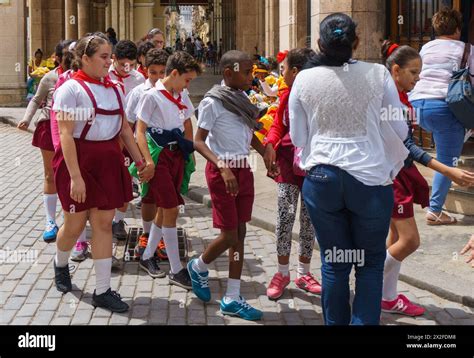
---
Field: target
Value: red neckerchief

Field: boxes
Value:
[398,90,416,125]
[137,65,148,79]
[72,70,116,88]
[111,69,131,83]
[159,89,188,111]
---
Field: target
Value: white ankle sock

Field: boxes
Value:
[224,278,241,302]
[162,227,182,274]
[55,248,71,268]
[382,250,402,302]
[142,220,152,234]
[114,210,125,223]
[43,194,57,223]
[77,228,87,243]
[297,262,310,278]
[192,255,208,273]
[94,258,112,295]
[142,224,162,261]
[278,263,290,277]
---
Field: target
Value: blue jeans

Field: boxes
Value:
[302,165,393,325]
[412,99,465,213]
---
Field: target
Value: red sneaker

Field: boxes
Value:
[382,294,425,317]
[294,273,322,295]
[156,239,168,261]
[134,233,149,259]
[267,272,291,300]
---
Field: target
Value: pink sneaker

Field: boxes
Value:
[294,273,322,295]
[381,294,425,317]
[267,272,290,300]
[70,241,88,262]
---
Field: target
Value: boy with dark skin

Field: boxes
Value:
[189,51,278,321]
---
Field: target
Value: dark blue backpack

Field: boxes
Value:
[446,43,474,129]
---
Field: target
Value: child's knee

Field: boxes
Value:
[162,207,179,220]
[237,223,247,241]
[406,236,420,253]
[63,225,86,240]
[44,170,55,184]
[222,230,239,246]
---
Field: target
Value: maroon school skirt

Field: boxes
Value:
[392,165,430,219]
[32,120,54,152]
[53,138,133,213]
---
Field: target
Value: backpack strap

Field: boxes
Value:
[461,43,471,70]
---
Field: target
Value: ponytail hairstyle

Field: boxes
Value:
[381,40,420,72]
[72,33,110,70]
[305,13,357,69]
[286,48,317,71]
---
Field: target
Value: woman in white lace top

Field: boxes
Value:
[289,13,408,325]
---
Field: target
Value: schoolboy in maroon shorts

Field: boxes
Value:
[189,50,278,321]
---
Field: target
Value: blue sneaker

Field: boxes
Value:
[187,259,211,302]
[43,220,58,243]
[220,296,263,321]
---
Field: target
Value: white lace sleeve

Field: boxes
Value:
[289,82,309,148]
[382,71,408,141]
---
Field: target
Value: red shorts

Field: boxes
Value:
[32,120,54,152]
[205,161,254,231]
[141,189,156,205]
[392,165,430,219]
[147,148,185,209]
[53,138,133,213]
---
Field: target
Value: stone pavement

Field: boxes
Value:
[0,122,473,326]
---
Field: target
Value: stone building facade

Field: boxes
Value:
[1,0,472,105]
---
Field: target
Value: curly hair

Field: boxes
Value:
[432,8,463,36]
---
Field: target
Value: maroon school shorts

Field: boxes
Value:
[147,148,185,209]
[205,161,254,231]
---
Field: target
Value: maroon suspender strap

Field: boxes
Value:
[111,85,125,135]
[74,79,124,140]
[75,79,96,140]
[112,85,124,115]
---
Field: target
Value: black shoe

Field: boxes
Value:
[92,288,129,313]
[140,257,166,278]
[112,220,128,241]
[54,260,72,293]
[169,268,192,290]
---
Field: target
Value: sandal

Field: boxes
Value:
[426,211,457,226]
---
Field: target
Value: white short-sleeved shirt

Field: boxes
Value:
[52,79,124,141]
[136,80,195,131]
[197,96,254,159]
[125,79,154,123]
[409,39,474,101]
[108,67,145,97]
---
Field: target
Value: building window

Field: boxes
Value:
[388,0,458,49]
